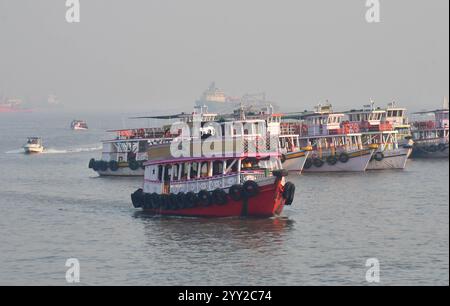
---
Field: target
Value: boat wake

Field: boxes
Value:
[5,149,25,154]
[5,145,101,155]
[43,145,102,154]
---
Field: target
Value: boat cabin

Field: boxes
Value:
[346,104,389,132]
[101,128,174,163]
[361,131,401,151]
[385,102,409,128]
[302,112,345,136]
[143,154,282,195]
[26,137,42,145]
[412,108,449,142]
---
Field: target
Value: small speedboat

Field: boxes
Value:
[71,120,88,130]
[23,137,44,154]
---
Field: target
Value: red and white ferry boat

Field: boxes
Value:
[411,101,449,158]
[132,154,293,218]
[131,119,296,218]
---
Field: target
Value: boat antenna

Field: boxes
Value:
[443,96,449,110]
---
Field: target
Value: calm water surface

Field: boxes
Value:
[0,112,448,285]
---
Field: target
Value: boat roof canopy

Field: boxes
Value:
[144,152,280,167]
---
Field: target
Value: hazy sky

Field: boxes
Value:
[0,0,448,113]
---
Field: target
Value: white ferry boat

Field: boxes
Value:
[88,128,174,176]
[411,101,449,158]
[23,137,44,154]
[241,105,312,173]
[89,106,220,176]
[347,103,413,169]
[292,105,374,172]
[363,131,412,170]
[384,102,412,146]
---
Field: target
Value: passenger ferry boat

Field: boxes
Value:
[89,106,220,176]
[284,104,375,172]
[411,101,449,158]
[384,102,412,146]
[131,119,296,218]
[362,131,412,170]
[88,128,174,176]
[23,137,44,154]
[347,103,413,169]
[241,105,312,173]
[71,120,88,130]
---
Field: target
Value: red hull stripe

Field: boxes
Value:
[142,181,286,218]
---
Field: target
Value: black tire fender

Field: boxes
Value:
[326,155,338,166]
[303,159,313,169]
[313,158,324,168]
[243,180,260,198]
[282,182,295,206]
[229,185,244,202]
[131,188,143,208]
[374,152,384,162]
[339,153,350,163]
[198,190,212,206]
[272,169,289,178]
[88,158,95,169]
[185,192,199,208]
[212,189,228,205]
[109,160,119,171]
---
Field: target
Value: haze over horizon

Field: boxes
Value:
[0,0,448,114]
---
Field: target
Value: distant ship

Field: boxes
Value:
[0,99,29,113]
[71,120,88,130]
[195,82,278,114]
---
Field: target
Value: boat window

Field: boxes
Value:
[138,141,148,153]
[200,162,209,177]
[190,163,199,179]
[226,159,237,174]
[172,164,179,181]
[212,161,223,176]
[242,158,261,170]
[164,165,172,182]
[157,165,163,181]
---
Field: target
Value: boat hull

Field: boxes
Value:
[303,149,373,173]
[23,146,44,154]
[367,147,412,170]
[411,143,449,158]
[282,150,310,173]
[96,167,144,177]
[138,179,287,218]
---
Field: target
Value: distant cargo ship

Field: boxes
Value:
[195,82,278,113]
[0,99,30,113]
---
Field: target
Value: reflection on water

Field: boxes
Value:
[135,213,295,249]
